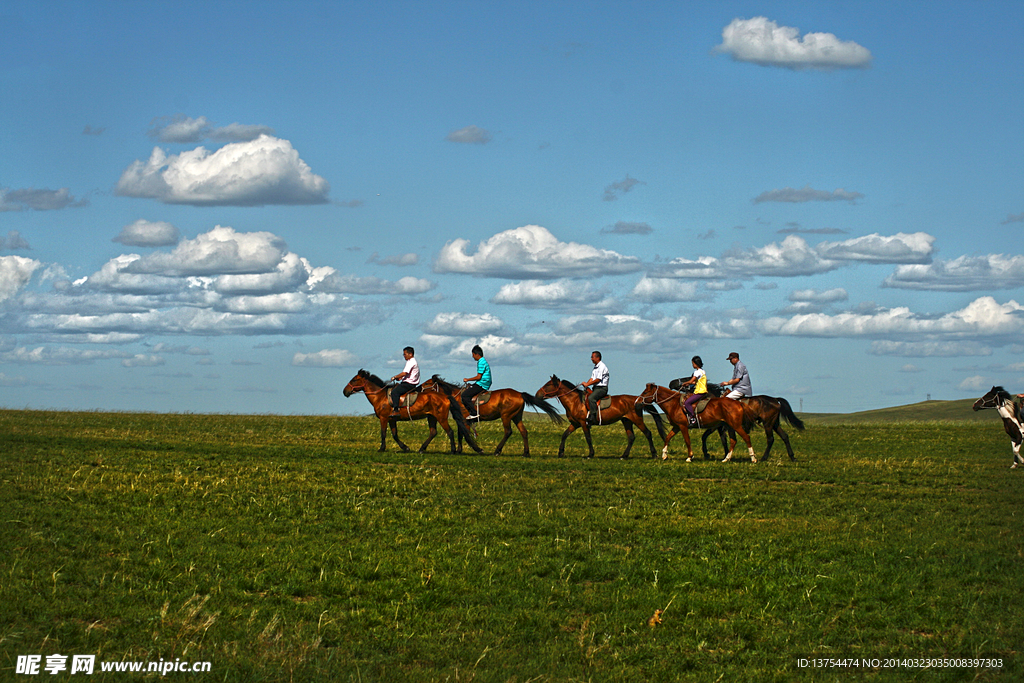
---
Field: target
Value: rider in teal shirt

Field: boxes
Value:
[462,345,491,418]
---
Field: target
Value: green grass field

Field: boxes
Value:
[1,407,1021,681]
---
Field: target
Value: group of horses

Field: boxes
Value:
[342,370,805,463]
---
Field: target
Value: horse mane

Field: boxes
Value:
[430,374,461,393]
[993,386,1013,401]
[358,369,387,387]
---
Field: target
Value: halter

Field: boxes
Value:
[976,390,1012,410]
[638,385,680,405]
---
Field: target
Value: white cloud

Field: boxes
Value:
[437,335,543,367]
[629,277,709,303]
[753,185,864,203]
[125,226,287,276]
[148,115,276,143]
[113,219,181,247]
[2,346,133,365]
[122,354,165,368]
[434,225,642,279]
[789,288,848,303]
[367,252,419,266]
[0,255,42,302]
[883,254,1024,291]
[656,233,935,281]
[957,375,991,392]
[716,17,872,70]
[424,312,506,337]
[293,349,361,367]
[816,232,934,264]
[115,135,330,206]
[314,272,435,295]
[446,125,492,144]
[762,297,1024,342]
[492,279,615,309]
[869,340,992,357]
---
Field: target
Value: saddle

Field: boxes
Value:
[596,397,612,409]
[680,394,712,413]
[398,391,419,408]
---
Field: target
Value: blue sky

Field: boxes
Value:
[1,0,1022,415]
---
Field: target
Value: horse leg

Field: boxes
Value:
[378,416,388,452]
[582,425,595,458]
[513,417,529,457]
[493,416,514,456]
[388,417,410,452]
[660,426,678,460]
[620,419,635,459]
[418,416,439,453]
[558,425,576,458]
[638,421,657,459]
[441,418,457,454]
[1012,437,1023,468]
[679,425,695,462]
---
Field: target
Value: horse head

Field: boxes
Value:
[536,375,561,399]
[974,385,1011,411]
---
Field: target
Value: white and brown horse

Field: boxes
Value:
[973,386,1024,468]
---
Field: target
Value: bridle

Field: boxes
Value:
[975,390,1010,410]
[637,384,679,406]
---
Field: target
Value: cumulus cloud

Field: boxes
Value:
[112,219,181,247]
[423,312,506,337]
[122,354,165,368]
[1,230,31,250]
[1,346,133,365]
[148,115,275,143]
[761,297,1024,343]
[0,187,89,211]
[883,254,1024,291]
[601,221,652,235]
[716,17,872,70]
[789,288,848,304]
[629,277,710,303]
[753,185,864,204]
[446,125,492,144]
[0,255,42,302]
[957,375,991,392]
[115,135,330,206]
[656,233,935,280]
[434,225,642,279]
[816,232,934,264]
[314,273,435,295]
[4,225,389,340]
[492,279,616,309]
[293,348,361,367]
[602,175,646,201]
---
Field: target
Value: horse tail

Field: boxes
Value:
[521,392,565,424]
[641,404,667,441]
[777,397,805,431]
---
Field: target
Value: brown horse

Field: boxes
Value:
[423,376,564,456]
[342,370,480,454]
[535,375,664,459]
[698,391,806,461]
[638,383,757,462]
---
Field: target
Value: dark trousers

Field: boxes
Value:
[462,384,486,415]
[391,381,417,409]
[587,386,608,416]
[684,392,706,418]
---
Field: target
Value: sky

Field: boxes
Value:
[1,0,1022,416]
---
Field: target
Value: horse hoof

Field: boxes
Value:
[685,457,692,463]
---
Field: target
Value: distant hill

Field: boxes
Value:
[800,398,1003,424]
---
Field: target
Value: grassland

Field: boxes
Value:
[1,407,1021,681]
